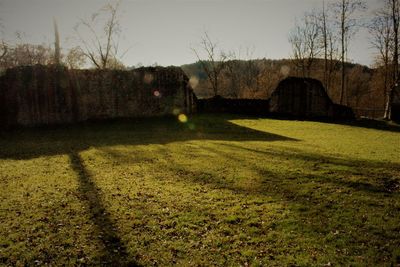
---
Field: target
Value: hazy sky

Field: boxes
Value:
[0,0,382,67]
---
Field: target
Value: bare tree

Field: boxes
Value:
[332,0,366,105]
[242,47,263,97]
[321,1,329,87]
[0,42,54,69]
[347,65,371,107]
[74,1,124,69]
[65,46,86,69]
[224,56,240,98]
[369,6,393,117]
[369,0,400,119]
[221,47,265,98]
[289,11,321,77]
[0,17,7,61]
[192,32,228,97]
[0,40,7,62]
[388,0,400,119]
[257,59,290,99]
[391,0,399,85]
[317,0,340,92]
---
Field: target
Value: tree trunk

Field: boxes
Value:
[340,0,346,105]
[323,0,328,91]
[387,0,399,120]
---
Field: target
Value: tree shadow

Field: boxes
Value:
[112,141,397,263]
[3,114,398,264]
[0,115,297,265]
[329,118,400,133]
[216,142,400,194]
[268,115,400,133]
[219,142,400,172]
[69,151,139,266]
[0,114,298,160]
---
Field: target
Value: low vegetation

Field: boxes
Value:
[0,114,399,266]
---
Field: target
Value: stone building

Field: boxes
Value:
[269,77,353,119]
[0,65,196,127]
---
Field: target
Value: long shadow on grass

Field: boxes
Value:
[331,118,400,133]
[84,130,400,264]
[0,115,298,160]
[69,151,139,266]
[147,143,400,263]
[269,114,400,133]
[217,143,400,194]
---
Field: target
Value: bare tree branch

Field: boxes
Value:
[331,0,366,105]
[74,1,123,69]
[191,32,227,96]
[289,11,322,77]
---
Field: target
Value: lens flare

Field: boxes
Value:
[189,76,199,89]
[153,90,161,97]
[178,113,188,123]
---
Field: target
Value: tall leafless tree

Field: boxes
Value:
[388,0,400,119]
[289,11,321,77]
[242,47,263,96]
[391,0,399,84]
[317,0,340,92]
[369,5,393,118]
[65,46,86,69]
[332,0,366,105]
[0,17,7,61]
[369,0,400,119]
[321,1,329,87]
[192,32,228,97]
[0,40,7,62]
[74,1,124,69]
[224,56,240,98]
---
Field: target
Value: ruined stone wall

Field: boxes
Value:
[0,65,196,127]
[269,77,331,118]
[197,96,269,115]
[269,77,353,119]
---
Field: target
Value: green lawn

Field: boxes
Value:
[0,114,399,266]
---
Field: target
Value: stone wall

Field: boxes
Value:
[0,65,196,127]
[269,77,354,119]
[197,96,269,116]
[196,77,354,120]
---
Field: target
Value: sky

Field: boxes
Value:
[0,0,382,67]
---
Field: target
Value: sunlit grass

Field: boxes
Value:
[0,114,399,266]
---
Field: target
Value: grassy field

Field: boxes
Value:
[0,114,399,266]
